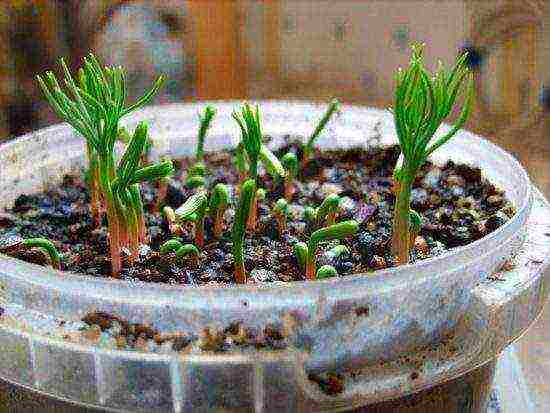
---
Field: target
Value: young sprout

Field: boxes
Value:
[196,106,216,161]
[316,193,341,226]
[409,210,422,248]
[282,152,298,201]
[14,238,61,270]
[154,156,171,213]
[36,53,167,276]
[326,244,350,260]
[186,106,216,188]
[209,183,230,239]
[273,198,290,236]
[174,191,208,248]
[163,206,183,236]
[234,142,249,183]
[232,104,263,180]
[303,99,341,167]
[113,123,174,261]
[390,44,474,264]
[316,265,338,279]
[302,194,341,229]
[247,188,266,231]
[160,239,200,265]
[232,179,256,284]
[119,126,153,164]
[232,103,285,230]
[294,220,359,280]
[303,206,317,224]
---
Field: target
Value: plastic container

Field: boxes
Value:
[0,102,533,411]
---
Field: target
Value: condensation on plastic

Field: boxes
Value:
[0,102,534,411]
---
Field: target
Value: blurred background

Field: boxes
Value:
[0,0,548,189]
[0,0,548,410]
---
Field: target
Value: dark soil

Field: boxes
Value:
[0,139,515,286]
[73,311,288,353]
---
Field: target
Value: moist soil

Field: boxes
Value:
[0,139,514,286]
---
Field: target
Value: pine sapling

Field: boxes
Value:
[316,193,341,226]
[232,179,256,283]
[316,265,338,279]
[294,220,358,280]
[302,194,341,229]
[186,106,216,188]
[273,198,290,237]
[303,206,317,225]
[113,122,174,261]
[209,183,230,239]
[160,239,200,265]
[326,244,350,260]
[15,238,61,270]
[247,188,266,231]
[390,44,474,264]
[37,54,167,275]
[154,157,171,214]
[234,142,249,184]
[302,99,341,168]
[409,210,422,248]
[232,103,285,231]
[282,152,298,201]
[173,191,208,248]
[163,206,183,236]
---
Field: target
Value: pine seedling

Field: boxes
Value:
[234,142,249,183]
[303,206,317,224]
[316,193,341,226]
[163,206,183,236]
[390,44,474,264]
[160,239,200,265]
[282,152,298,201]
[155,179,168,213]
[209,183,230,239]
[232,179,256,283]
[232,104,263,180]
[316,265,338,279]
[302,194,341,229]
[13,238,61,270]
[302,99,341,167]
[36,53,166,275]
[173,191,208,248]
[247,188,266,231]
[409,210,422,247]
[294,220,359,280]
[113,122,174,261]
[232,104,285,182]
[232,103,285,230]
[186,106,216,188]
[326,244,350,260]
[186,163,206,189]
[273,198,290,237]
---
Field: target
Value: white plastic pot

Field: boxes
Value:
[0,102,536,412]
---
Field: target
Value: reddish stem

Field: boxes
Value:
[235,262,247,284]
[106,206,121,277]
[154,180,168,213]
[276,214,286,237]
[213,209,224,239]
[246,196,258,231]
[90,169,101,227]
[327,211,337,226]
[284,177,294,202]
[305,260,315,280]
[195,220,205,248]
